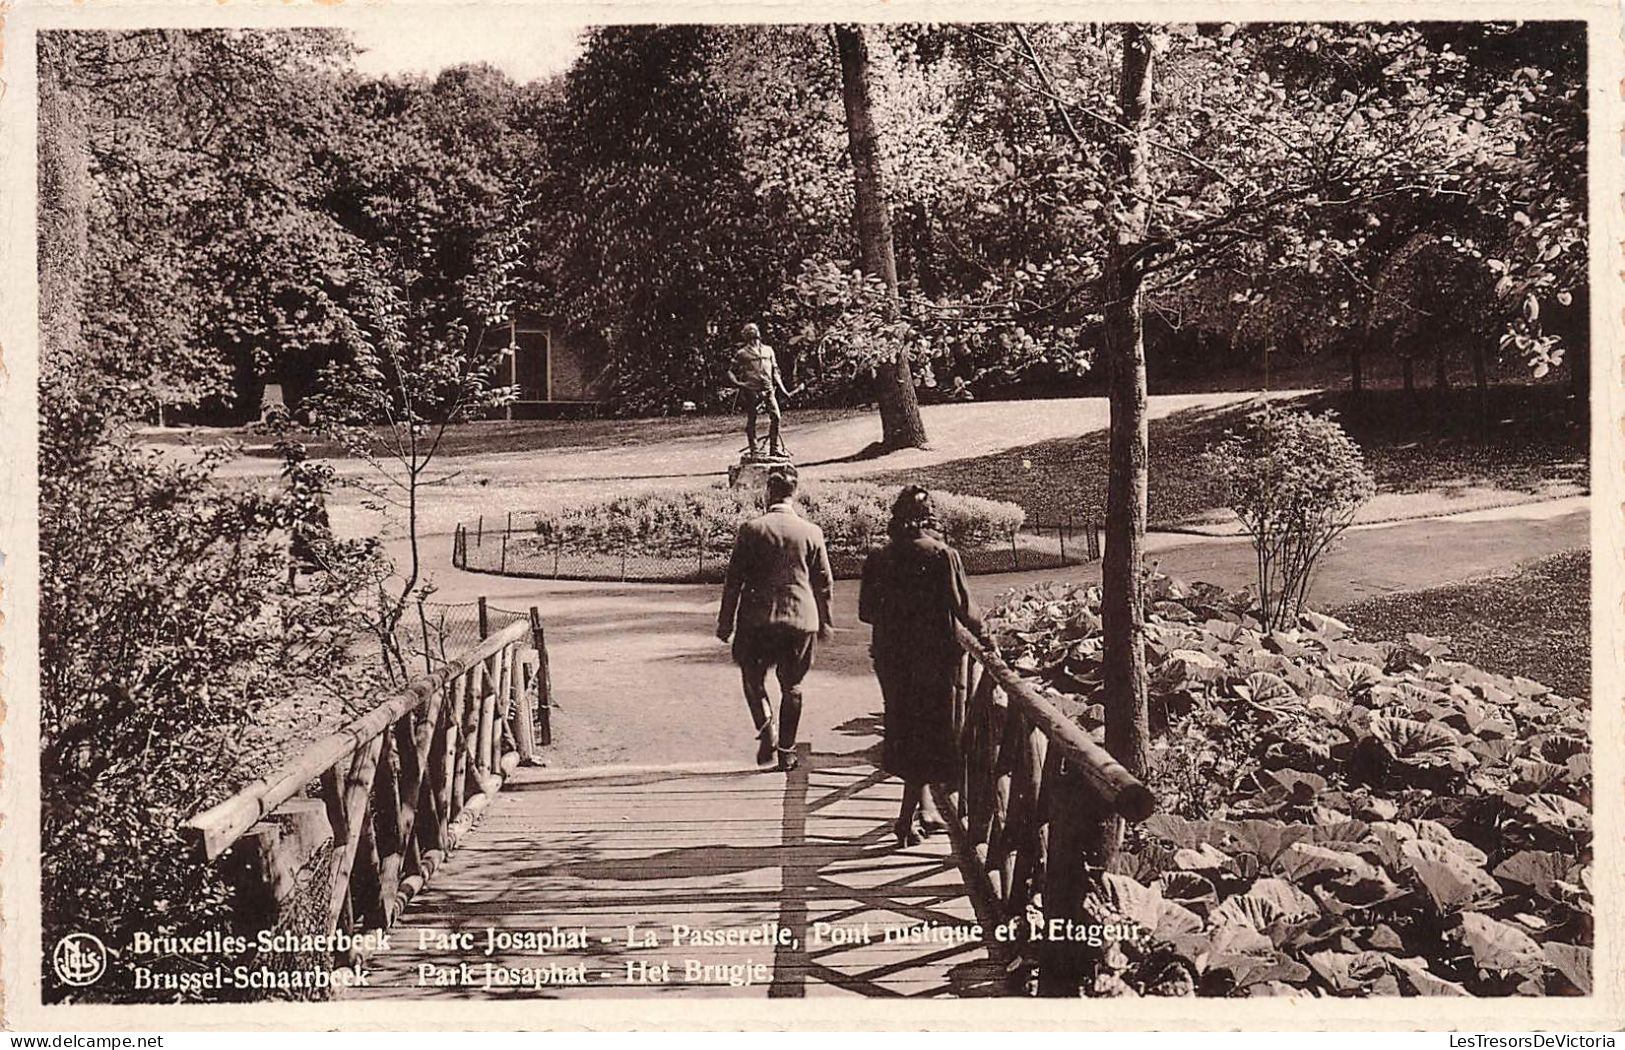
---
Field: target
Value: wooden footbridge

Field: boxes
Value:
[186,614,1153,999]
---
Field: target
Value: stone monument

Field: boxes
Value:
[728,448,793,490]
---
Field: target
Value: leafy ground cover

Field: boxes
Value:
[1335,551,1590,700]
[866,384,1586,527]
[987,575,1591,997]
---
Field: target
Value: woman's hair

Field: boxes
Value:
[888,485,936,541]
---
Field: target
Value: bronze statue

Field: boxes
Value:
[727,323,791,460]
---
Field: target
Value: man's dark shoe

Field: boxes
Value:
[777,747,800,772]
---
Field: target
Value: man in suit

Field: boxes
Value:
[716,465,834,772]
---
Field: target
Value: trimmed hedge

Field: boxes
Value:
[517,480,1025,561]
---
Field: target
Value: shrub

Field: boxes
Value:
[518,480,1025,561]
[986,575,1591,997]
[40,443,381,1002]
[1204,407,1375,631]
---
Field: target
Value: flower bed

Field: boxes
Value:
[513,480,1025,562]
[986,576,1591,997]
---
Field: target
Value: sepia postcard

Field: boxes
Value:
[1,0,1621,1031]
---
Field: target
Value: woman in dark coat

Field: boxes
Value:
[858,486,983,846]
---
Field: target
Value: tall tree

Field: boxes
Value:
[548,26,792,414]
[1098,25,1155,823]
[834,24,929,449]
[966,22,1552,863]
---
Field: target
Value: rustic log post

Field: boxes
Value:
[991,701,1026,908]
[391,715,428,884]
[475,689,494,783]
[477,596,490,640]
[501,641,520,759]
[218,799,333,932]
[456,664,482,807]
[513,653,539,764]
[417,600,434,676]
[370,730,407,924]
[1036,761,1099,997]
[1006,723,1047,925]
[530,606,554,747]
[967,674,1002,849]
[319,736,385,936]
[487,650,505,772]
[428,680,457,835]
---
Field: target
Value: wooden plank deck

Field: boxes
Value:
[354,748,1007,998]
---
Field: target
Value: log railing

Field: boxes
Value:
[184,610,553,959]
[944,624,1157,996]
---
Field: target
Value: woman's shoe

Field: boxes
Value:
[777,747,800,772]
[894,818,923,847]
[755,722,777,765]
[916,814,947,837]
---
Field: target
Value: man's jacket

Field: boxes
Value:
[718,502,834,635]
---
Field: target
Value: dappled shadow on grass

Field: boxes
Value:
[1322,385,1588,496]
[858,396,1262,526]
[1333,549,1591,699]
[200,407,870,459]
[856,384,1587,528]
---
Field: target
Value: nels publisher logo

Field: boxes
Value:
[53,933,108,987]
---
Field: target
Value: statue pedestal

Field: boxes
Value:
[728,455,792,490]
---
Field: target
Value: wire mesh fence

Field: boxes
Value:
[451,513,1102,584]
[394,596,537,676]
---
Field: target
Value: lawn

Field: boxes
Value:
[1332,548,1591,698]
[145,406,871,459]
[860,383,1587,528]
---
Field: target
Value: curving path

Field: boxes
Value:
[402,496,1588,771]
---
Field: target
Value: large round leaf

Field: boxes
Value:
[1277,841,1382,883]
[1543,942,1592,994]
[1403,840,1502,913]
[1492,850,1576,899]
[1456,912,1545,974]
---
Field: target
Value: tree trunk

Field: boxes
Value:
[1432,344,1450,433]
[835,24,929,450]
[1564,288,1589,419]
[1099,22,1154,849]
[1471,337,1489,439]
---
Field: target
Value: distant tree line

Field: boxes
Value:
[40,22,1587,434]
